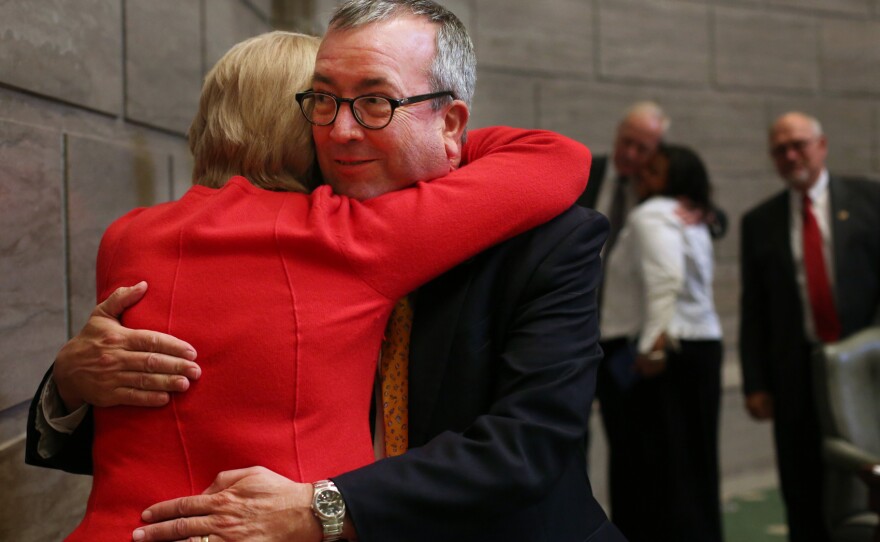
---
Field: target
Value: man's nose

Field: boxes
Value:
[782,146,800,162]
[329,104,365,143]
[623,146,639,162]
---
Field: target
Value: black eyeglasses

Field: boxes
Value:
[295,90,455,130]
[771,138,817,158]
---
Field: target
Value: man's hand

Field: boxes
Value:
[745,391,774,421]
[53,282,199,411]
[132,467,322,542]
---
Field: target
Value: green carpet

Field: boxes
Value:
[723,487,787,541]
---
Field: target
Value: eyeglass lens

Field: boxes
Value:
[303,94,394,129]
[772,139,812,157]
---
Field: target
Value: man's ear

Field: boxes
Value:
[443,100,469,167]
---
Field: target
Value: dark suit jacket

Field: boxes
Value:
[576,155,608,210]
[334,206,622,542]
[26,206,623,542]
[739,176,880,418]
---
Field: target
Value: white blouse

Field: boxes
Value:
[600,196,722,353]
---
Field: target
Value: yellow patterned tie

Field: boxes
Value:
[380,297,412,457]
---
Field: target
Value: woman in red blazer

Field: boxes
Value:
[60,32,591,541]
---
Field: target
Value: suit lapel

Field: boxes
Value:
[828,175,852,262]
[829,176,854,330]
[770,193,812,344]
[771,193,797,285]
[576,155,607,209]
[408,263,475,445]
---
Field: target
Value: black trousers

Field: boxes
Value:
[597,338,723,542]
[772,352,831,542]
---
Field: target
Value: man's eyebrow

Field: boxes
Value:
[311,73,394,94]
[356,77,390,92]
[313,72,333,86]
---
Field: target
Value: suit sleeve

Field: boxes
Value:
[25,366,95,474]
[739,211,772,396]
[631,205,685,353]
[332,212,608,541]
[24,209,142,474]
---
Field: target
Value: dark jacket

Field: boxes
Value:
[335,206,623,541]
[739,175,880,407]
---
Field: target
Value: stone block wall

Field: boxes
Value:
[2,0,878,538]
[444,0,880,376]
[0,1,277,539]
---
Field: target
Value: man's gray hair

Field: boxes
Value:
[623,101,671,134]
[770,111,824,138]
[329,0,477,109]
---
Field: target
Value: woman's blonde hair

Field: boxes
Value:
[189,31,320,192]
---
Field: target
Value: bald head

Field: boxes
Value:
[613,101,669,177]
[769,112,827,191]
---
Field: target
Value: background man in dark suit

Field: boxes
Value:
[576,101,666,534]
[577,101,668,221]
[740,111,880,542]
[26,1,623,541]
[577,101,725,244]
[577,102,727,537]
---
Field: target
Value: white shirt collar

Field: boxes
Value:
[791,168,829,203]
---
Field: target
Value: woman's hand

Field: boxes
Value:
[634,333,668,378]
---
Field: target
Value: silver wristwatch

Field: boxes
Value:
[311,480,345,541]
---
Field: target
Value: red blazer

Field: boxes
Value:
[63,127,591,541]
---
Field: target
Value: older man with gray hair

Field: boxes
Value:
[740,111,880,542]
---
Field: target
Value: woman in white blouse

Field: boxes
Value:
[601,144,724,542]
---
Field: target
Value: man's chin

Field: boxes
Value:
[782,171,814,191]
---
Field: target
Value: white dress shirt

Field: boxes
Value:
[601,197,722,353]
[788,169,834,342]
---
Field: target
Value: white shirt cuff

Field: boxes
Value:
[40,374,88,434]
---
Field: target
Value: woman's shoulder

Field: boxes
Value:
[630,196,679,222]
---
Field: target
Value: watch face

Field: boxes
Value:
[315,489,345,517]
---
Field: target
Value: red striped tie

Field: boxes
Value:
[802,194,841,342]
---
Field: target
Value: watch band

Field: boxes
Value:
[321,519,344,541]
[312,480,345,542]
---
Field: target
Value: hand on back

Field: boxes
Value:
[53,282,200,411]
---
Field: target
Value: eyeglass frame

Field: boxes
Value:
[770,137,821,159]
[294,90,455,130]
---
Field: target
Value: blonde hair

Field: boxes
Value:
[189,31,320,192]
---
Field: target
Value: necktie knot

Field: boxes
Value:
[802,193,813,213]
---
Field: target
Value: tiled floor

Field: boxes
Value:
[724,487,787,541]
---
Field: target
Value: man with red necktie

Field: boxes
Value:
[740,111,880,542]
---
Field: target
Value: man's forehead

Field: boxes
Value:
[617,121,662,150]
[771,114,818,139]
[314,18,436,91]
[620,114,662,135]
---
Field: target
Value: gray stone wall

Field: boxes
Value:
[442,0,880,377]
[0,1,277,539]
[2,0,878,538]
